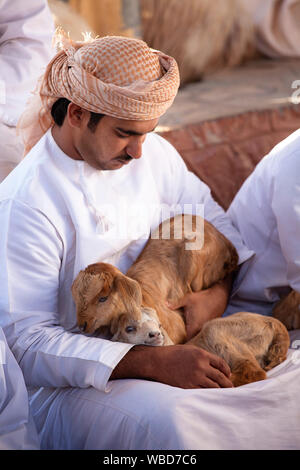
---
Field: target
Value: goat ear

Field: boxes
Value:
[110,316,120,335]
[72,271,95,306]
[72,270,106,309]
[114,275,142,310]
[143,307,159,323]
[98,271,114,297]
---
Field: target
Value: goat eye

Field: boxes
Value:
[125,326,136,333]
[98,296,108,303]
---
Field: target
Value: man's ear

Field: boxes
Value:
[67,103,89,129]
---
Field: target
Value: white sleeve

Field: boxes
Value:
[155,135,254,265]
[272,150,300,292]
[0,327,39,449]
[0,200,133,392]
[0,0,55,125]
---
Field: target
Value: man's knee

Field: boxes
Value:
[35,381,186,449]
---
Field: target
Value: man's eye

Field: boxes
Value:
[116,131,129,138]
[125,326,136,333]
[99,296,108,303]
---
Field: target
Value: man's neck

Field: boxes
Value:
[51,125,83,161]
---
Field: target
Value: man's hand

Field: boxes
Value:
[167,274,233,341]
[110,343,233,389]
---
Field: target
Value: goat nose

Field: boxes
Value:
[149,331,161,338]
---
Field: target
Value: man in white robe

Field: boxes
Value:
[225,129,300,330]
[0,327,40,449]
[0,34,299,450]
[0,0,54,450]
[242,0,300,59]
[0,0,54,182]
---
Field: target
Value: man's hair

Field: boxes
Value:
[51,98,104,131]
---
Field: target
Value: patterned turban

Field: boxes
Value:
[17,32,180,155]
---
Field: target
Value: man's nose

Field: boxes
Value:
[126,137,144,160]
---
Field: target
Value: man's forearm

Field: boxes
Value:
[110,345,158,381]
[110,343,233,389]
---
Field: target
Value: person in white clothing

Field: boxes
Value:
[0,0,54,182]
[0,0,54,450]
[242,0,300,59]
[225,129,300,329]
[0,327,40,449]
[1,34,299,450]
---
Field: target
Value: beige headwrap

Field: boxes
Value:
[18,31,180,155]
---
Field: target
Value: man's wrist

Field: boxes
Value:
[110,344,161,381]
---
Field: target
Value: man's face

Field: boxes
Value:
[74,114,159,171]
